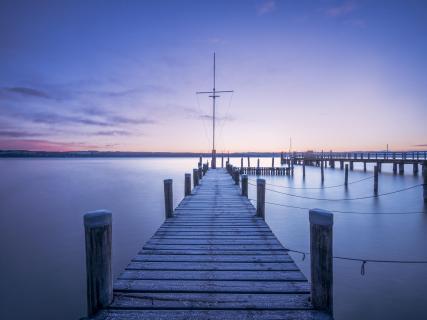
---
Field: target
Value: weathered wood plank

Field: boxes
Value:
[132,254,293,263]
[114,279,310,293]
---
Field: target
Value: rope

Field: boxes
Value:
[248,182,423,201]
[248,175,374,189]
[249,198,425,214]
[283,248,427,275]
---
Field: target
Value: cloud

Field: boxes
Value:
[0,130,45,138]
[257,0,276,15]
[0,139,100,152]
[199,114,235,122]
[31,112,112,127]
[108,115,156,125]
[93,130,132,136]
[414,144,427,147]
[326,1,356,17]
[0,87,51,99]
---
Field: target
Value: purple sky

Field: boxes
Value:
[1,0,426,152]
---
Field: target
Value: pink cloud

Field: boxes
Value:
[0,139,100,152]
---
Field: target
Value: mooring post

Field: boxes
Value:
[340,160,343,170]
[185,173,191,196]
[164,179,173,219]
[374,166,378,196]
[350,161,353,171]
[198,164,202,180]
[84,210,113,317]
[248,156,250,167]
[321,160,324,183]
[234,169,240,185]
[377,162,382,173]
[199,156,202,167]
[393,162,397,174]
[302,160,306,179]
[309,209,333,315]
[344,164,348,186]
[242,174,248,197]
[241,157,244,174]
[423,162,427,203]
[363,162,366,172]
[256,179,265,219]
[272,157,275,168]
[221,154,224,168]
[193,168,199,187]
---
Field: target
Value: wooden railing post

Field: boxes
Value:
[309,208,333,315]
[164,179,173,219]
[193,168,199,187]
[321,160,324,183]
[241,174,248,197]
[256,179,265,219]
[185,173,191,196]
[84,210,113,317]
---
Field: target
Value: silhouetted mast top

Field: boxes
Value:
[196,53,233,168]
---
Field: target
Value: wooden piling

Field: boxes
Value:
[184,173,191,196]
[377,162,382,173]
[84,210,113,317]
[350,161,353,171]
[423,162,427,203]
[272,157,275,168]
[340,160,343,170]
[413,163,418,175]
[393,162,397,174]
[193,168,199,187]
[321,160,324,183]
[303,160,306,179]
[221,154,224,168]
[363,162,366,172]
[256,179,265,219]
[164,179,173,219]
[374,166,378,196]
[399,162,404,175]
[309,209,333,315]
[241,174,248,197]
[344,164,348,186]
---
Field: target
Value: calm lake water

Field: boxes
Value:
[1,157,426,319]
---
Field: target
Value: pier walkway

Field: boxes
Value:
[92,168,332,320]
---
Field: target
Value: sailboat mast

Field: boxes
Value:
[213,53,216,153]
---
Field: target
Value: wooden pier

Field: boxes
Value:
[84,168,334,320]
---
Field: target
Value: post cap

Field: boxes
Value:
[185,173,191,177]
[309,208,333,226]
[84,210,112,228]
[257,178,266,185]
[164,179,172,184]
[242,174,248,179]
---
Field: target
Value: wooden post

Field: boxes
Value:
[393,162,397,174]
[272,157,275,168]
[241,157,244,174]
[234,169,240,185]
[185,173,191,196]
[248,156,250,167]
[374,165,378,196]
[199,156,202,166]
[350,161,353,171]
[309,208,333,315]
[256,179,265,219]
[303,160,306,179]
[164,179,173,219]
[413,163,418,175]
[321,160,324,183]
[399,162,404,175]
[363,162,366,172]
[84,210,113,317]
[198,164,202,180]
[340,160,343,170]
[423,162,427,203]
[377,162,382,173]
[193,168,199,187]
[344,164,348,186]
[221,154,224,168]
[242,174,248,197]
